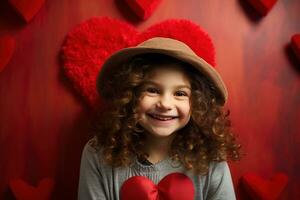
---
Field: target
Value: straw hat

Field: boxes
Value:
[97,37,228,105]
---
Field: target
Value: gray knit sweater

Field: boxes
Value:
[78,139,236,200]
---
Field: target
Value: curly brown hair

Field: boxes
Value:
[92,53,241,175]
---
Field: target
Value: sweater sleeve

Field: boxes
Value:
[206,161,236,200]
[78,142,108,200]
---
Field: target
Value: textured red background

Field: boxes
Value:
[0,0,299,199]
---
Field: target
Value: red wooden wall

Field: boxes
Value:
[0,0,299,199]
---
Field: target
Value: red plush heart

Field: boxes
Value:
[241,172,288,200]
[120,172,195,200]
[62,17,215,107]
[9,178,54,200]
[125,0,162,20]
[291,34,300,60]
[247,0,277,16]
[0,35,15,72]
[9,0,45,22]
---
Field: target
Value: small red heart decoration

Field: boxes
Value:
[125,0,162,20]
[120,172,195,200]
[247,0,278,16]
[241,172,288,200]
[291,34,300,60]
[8,0,45,22]
[9,178,54,200]
[0,35,15,72]
[62,17,215,107]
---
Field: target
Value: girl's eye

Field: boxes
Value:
[175,91,188,97]
[145,87,159,94]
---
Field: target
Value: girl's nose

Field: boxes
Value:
[156,95,173,111]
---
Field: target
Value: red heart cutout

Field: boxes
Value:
[9,0,45,22]
[120,172,195,200]
[0,35,15,73]
[291,34,300,60]
[247,0,277,16]
[62,17,215,107]
[125,0,162,20]
[9,178,54,200]
[241,172,288,200]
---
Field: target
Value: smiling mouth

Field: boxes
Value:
[147,113,178,121]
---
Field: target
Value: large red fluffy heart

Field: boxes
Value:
[291,34,300,60]
[9,178,54,200]
[125,0,162,20]
[120,172,195,200]
[62,17,138,107]
[241,172,288,200]
[247,0,278,16]
[8,0,45,22]
[0,35,15,73]
[62,17,215,107]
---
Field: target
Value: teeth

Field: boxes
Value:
[149,114,176,121]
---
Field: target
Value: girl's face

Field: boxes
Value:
[137,63,191,138]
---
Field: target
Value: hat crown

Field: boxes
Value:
[137,37,197,57]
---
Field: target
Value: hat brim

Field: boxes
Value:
[97,46,228,105]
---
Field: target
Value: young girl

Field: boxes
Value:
[78,37,241,200]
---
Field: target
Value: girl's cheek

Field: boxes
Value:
[137,96,153,111]
[180,100,191,111]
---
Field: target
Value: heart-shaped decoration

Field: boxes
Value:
[247,0,278,16]
[120,172,195,200]
[291,34,300,60]
[241,172,288,200]
[62,17,138,107]
[9,178,54,200]
[0,35,15,73]
[62,17,215,107]
[125,0,162,20]
[8,0,46,22]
